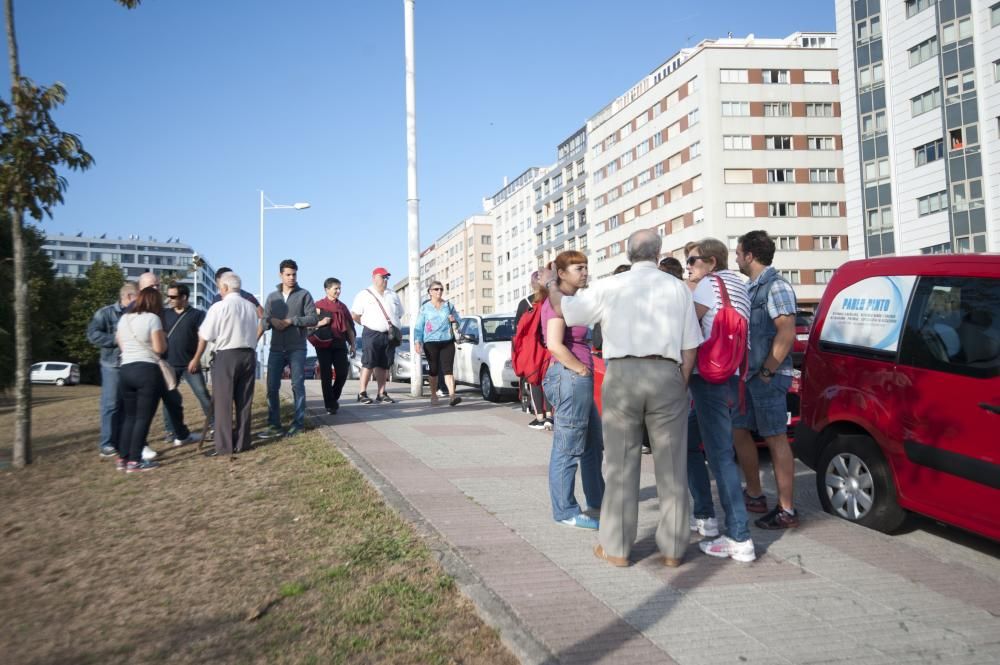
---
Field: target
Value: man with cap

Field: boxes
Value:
[351,267,404,404]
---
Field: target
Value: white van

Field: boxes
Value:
[30,362,80,386]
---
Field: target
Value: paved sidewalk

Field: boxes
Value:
[293,379,1000,665]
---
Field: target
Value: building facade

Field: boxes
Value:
[42,233,218,309]
[837,0,1000,258]
[585,33,850,305]
[533,127,590,270]
[416,214,495,315]
[484,168,541,312]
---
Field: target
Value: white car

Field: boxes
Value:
[30,361,80,386]
[453,314,519,401]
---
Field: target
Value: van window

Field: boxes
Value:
[898,277,1000,379]
[818,275,917,358]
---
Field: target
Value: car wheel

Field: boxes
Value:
[480,367,499,402]
[55,378,66,386]
[816,434,906,534]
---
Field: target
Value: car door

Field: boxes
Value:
[894,275,1000,536]
[455,318,480,384]
[30,363,43,383]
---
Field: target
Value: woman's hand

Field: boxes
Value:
[414,343,422,355]
[317,317,331,327]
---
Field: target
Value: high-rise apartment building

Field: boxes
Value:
[483,168,542,312]
[586,33,850,305]
[836,0,1000,257]
[42,233,218,308]
[416,214,495,315]
[533,127,590,269]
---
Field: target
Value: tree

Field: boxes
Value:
[64,261,124,383]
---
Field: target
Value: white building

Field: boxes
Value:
[483,168,542,312]
[586,32,850,305]
[533,127,590,268]
[836,0,1000,257]
[416,214,495,315]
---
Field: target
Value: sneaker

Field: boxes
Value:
[755,506,799,530]
[173,432,202,446]
[375,393,396,404]
[126,459,159,473]
[559,514,600,530]
[690,516,720,538]
[99,445,118,458]
[357,392,374,405]
[141,446,158,461]
[115,457,127,472]
[449,396,462,407]
[286,425,304,437]
[256,426,284,440]
[528,418,546,430]
[743,489,769,514]
[543,417,554,431]
[699,536,757,563]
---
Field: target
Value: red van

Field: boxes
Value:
[795,255,1000,541]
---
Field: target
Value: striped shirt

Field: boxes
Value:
[692,269,751,340]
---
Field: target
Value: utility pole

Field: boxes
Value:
[404,0,422,396]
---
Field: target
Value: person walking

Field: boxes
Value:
[163,283,213,441]
[733,230,800,529]
[312,277,356,414]
[87,282,138,458]
[685,238,757,563]
[190,271,259,457]
[540,251,604,530]
[114,287,168,472]
[413,281,462,407]
[515,271,551,430]
[351,267,404,405]
[259,259,317,439]
[539,229,702,568]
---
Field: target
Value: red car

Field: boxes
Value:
[791,311,814,368]
[795,255,1000,542]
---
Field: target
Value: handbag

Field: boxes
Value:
[367,289,403,347]
[124,315,179,391]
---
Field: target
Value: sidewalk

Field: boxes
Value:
[292,379,1000,665]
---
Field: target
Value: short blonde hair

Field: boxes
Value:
[696,238,729,272]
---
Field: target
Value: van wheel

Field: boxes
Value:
[816,434,906,534]
[55,378,66,386]
[480,367,499,402]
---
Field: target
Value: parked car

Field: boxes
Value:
[30,361,80,386]
[791,310,814,368]
[795,255,1000,542]
[389,327,431,382]
[349,336,363,379]
[281,358,318,380]
[454,314,518,401]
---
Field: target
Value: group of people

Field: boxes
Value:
[526,228,798,567]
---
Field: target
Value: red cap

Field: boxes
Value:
[372,267,390,277]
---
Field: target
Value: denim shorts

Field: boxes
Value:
[732,373,791,438]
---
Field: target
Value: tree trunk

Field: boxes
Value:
[6,0,32,467]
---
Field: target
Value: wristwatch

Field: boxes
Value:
[760,367,774,378]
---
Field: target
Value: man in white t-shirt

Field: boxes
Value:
[351,267,404,404]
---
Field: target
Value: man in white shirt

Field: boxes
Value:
[190,271,259,457]
[351,267,404,404]
[539,229,702,568]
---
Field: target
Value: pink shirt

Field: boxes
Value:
[541,298,593,369]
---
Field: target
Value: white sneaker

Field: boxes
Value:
[173,432,203,446]
[699,536,756,563]
[141,445,158,461]
[690,516,720,537]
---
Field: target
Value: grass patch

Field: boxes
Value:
[0,385,515,664]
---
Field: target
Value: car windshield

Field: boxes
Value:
[399,327,411,353]
[482,317,515,343]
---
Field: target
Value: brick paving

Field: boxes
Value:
[294,380,1000,665]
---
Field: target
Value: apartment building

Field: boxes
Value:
[533,127,590,268]
[483,168,542,312]
[837,0,1000,257]
[416,214,495,315]
[586,33,850,305]
[42,233,218,308]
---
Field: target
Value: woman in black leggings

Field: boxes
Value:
[413,281,461,407]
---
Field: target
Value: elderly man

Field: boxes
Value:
[351,267,404,404]
[540,229,702,567]
[87,282,138,457]
[190,271,259,457]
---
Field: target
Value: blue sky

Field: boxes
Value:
[7,0,833,301]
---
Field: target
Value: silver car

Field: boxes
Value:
[390,327,431,383]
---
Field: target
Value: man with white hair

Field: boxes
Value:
[539,228,702,568]
[190,271,258,457]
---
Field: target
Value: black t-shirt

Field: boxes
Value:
[163,307,207,368]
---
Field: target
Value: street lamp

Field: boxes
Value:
[191,253,205,308]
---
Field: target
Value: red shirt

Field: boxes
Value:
[315,298,354,342]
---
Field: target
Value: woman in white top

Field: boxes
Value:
[115,287,167,472]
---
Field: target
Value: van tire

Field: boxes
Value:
[816,434,907,534]
[55,378,66,386]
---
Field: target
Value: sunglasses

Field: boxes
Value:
[686,256,705,266]
[430,287,443,292]
[166,294,181,299]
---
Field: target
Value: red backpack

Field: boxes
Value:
[511,302,550,386]
[697,274,748,384]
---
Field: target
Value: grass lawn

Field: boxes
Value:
[0,384,516,664]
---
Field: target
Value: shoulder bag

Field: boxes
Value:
[124,315,178,391]
[367,289,402,347]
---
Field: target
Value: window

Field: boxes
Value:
[806,102,834,117]
[762,69,789,84]
[810,168,837,183]
[639,200,651,215]
[620,151,633,166]
[778,270,801,284]
[944,71,976,100]
[994,2,1000,27]
[725,169,753,184]
[941,17,972,45]
[652,131,663,148]
[766,135,792,150]
[764,102,791,117]
[654,162,665,177]
[481,253,492,262]
[866,206,893,233]
[917,190,948,216]
[861,109,887,135]
[858,62,884,88]
[623,208,635,223]
[856,15,881,43]
[808,136,834,150]
[813,235,841,250]
[722,101,750,116]
[723,135,751,150]
[864,157,890,181]
[815,269,834,284]
[622,180,635,194]
[767,168,794,183]
[774,236,799,250]
[911,87,941,116]
[769,202,796,217]
[689,141,701,158]
[908,36,938,68]
[482,270,492,280]
[995,60,1000,83]
[951,178,983,210]
[811,202,839,217]
[726,202,754,217]
[636,141,649,157]
[914,138,945,166]
[619,123,632,140]
[669,152,682,170]
[720,68,749,83]
[482,288,493,298]
[607,214,619,229]
[688,108,700,125]
[905,0,936,18]
[637,170,651,186]
[693,207,704,225]
[669,184,683,201]
[804,70,832,84]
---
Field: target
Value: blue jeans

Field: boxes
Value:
[687,396,712,519]
[688,374,751,542]
[99,364,120,450]
[163,367,214,436]
[542,362,605,522]
[268,348,306,429]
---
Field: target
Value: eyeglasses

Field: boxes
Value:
[166,294,180,299]
[686,256,705,266]
[430,287,443,292]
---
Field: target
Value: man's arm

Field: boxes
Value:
[292,291,318,328]
[86,308,117,348]
[680,348,697,384]
[188,338,207,375]
[763,314,796,378]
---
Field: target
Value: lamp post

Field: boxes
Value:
[403,0,423,397]
[192,253,204,308]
